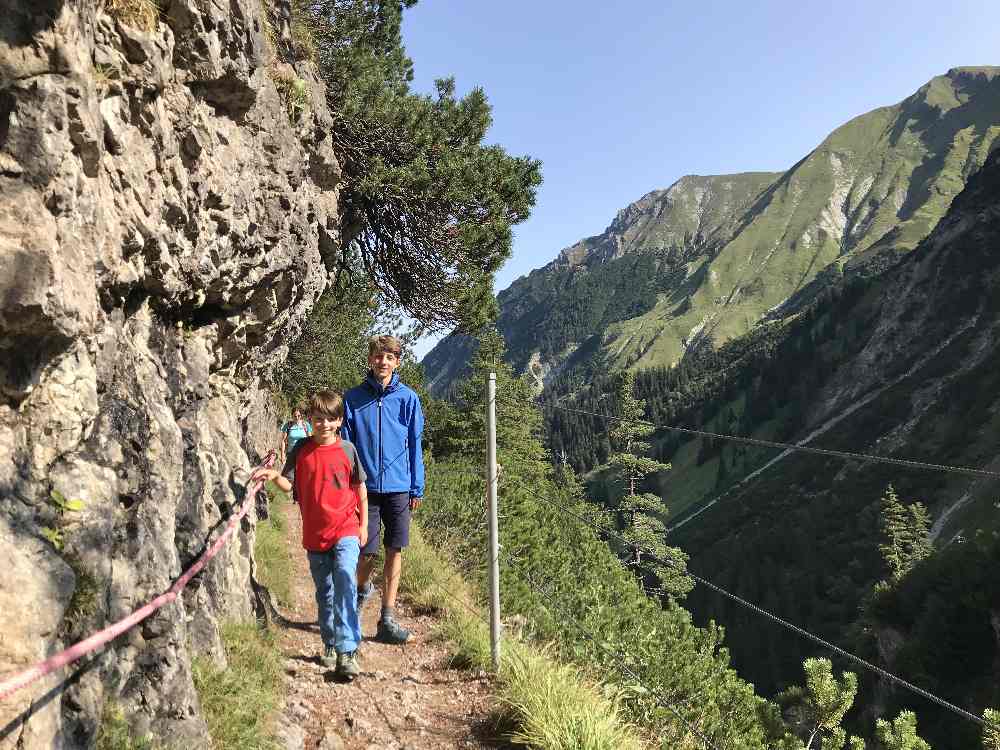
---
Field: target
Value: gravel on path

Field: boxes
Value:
[271,505,509,750]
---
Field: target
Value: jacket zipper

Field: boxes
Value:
[377,395,383,493]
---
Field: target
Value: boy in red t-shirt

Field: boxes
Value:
[254,389,368,680]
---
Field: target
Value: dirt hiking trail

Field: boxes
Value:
[271,504,509,750]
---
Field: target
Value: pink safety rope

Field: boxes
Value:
[0,450,277,701]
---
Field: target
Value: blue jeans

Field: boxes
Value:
[306,537,361,653]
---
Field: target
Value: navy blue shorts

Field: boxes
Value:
[362,491,411,555]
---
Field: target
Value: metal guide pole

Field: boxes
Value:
[486,372,501,671]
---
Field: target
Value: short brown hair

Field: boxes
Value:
[368,335,402,358]
[308,389,344,420]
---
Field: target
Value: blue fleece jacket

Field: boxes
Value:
[342,372,425,497]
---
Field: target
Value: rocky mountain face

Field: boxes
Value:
[424,67,1000,395]
[0,1,340,747]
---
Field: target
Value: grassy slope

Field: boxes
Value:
[190,478,650,750]
[188,484,292,750]
[604,67,1000,371]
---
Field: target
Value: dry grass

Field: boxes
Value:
[103,0,159,32]
[259,0,317,62]
[192,623,283,750]
[402,527,649,750]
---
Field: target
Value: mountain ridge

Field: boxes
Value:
[424,66,1000,394]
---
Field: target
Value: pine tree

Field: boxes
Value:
[778,658,864,750]
[607,370,692,597]
[878,484,932,582]
[874,710,931,750]
[279,276,376,404]
[983,708,1000,750]
[303,1,542,330]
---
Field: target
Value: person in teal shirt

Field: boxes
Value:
[282,407,313,459]
[282,408,313,504]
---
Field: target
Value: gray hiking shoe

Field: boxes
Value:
[357,581,377,610]
[376,617,411,644]
[336,650,361,680]
[320,644,337,668]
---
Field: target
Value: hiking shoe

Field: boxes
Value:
[357,581,376,610]
[336,650,361,680]
[320,644,337,668]
[376,617,411,644]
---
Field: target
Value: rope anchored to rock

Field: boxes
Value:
[0,450,277,702]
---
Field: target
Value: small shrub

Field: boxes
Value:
[41,526,64,550]
[50,489,85,514]
[271,73,311,123]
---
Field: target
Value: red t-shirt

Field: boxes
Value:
[284,438,367,552]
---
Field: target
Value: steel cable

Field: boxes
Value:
[546,403,1000,481]
[512,480,994,731]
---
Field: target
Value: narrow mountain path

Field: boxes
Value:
[271,504,505,750]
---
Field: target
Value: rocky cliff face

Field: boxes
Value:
[0,1,340,746]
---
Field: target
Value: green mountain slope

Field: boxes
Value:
[671,141,1000,750]
[424,66,1000,394]
[543,143,1000,749]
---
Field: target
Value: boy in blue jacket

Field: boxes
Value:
[342,335,425,644]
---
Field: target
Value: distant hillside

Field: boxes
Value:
[424,66,1000,395]
[543,141,1000,750]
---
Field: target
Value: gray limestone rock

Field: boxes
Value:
[0,0,340,747]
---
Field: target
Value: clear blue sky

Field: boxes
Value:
[402,0,1000,357]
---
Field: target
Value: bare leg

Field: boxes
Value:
[357,554,377,590]
[381,548,403,611]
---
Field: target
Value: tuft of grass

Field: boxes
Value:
[258,0,278,55]
[287,1,317,62]
[62,555,104,638]
[259,0,316,62]
[92,63,120,93]
[103,0,159,32]
[95,702,154,750]
[192,622,283,750]
[254,482,293,606]
[501,645,644,750]
[270,70,311,123]
[438,610,492,670]
[401,527,648,750]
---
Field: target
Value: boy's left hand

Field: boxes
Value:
[252,468,279,483]
[359,527,368,547]
[409,496,422,511]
